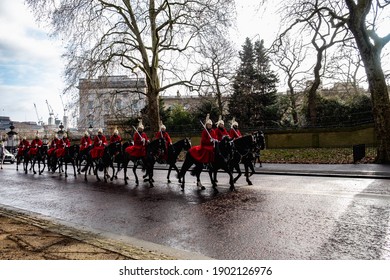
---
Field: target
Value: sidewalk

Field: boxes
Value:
[1,163,390,260]
[0,206,175,260]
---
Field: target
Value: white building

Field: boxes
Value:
[78,75,147,133]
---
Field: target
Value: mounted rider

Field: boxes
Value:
[228,117,242,139]
[17,136,30,157]
[154,121,172,163]
[188,114,217,163]
[28,132,43,157]
[79,131,92,152]
[90,128,107,159]
[125,120,149,158]
[110,127,122,144]
[47,134,60,157]
[214,115,229,141]
[55,132,71,158]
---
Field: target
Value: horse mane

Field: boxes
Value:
[233,134,253,154]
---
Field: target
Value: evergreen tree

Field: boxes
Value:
[229,38,279,129]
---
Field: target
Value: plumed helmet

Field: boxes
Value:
[113,127,119,135]
[84,131,89,136]
[98,128,103,134]
[205,113,212,125]
[231,117,238,128]
[160,120,166,130]
[63,133,67,138]
[35,131,40,139]
[23,136,27,140]
[137,119,144,130]
[216,115,224,126]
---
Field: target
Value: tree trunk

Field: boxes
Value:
[146,86,160,134]
[346,0,390,163]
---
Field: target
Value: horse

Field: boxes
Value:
[252,130,266,168]
[177,136,235,193]
[122,138,166,187]
[165,138,192,183]
[83,142,122,182]
[30,144,48,175]
[76,145,93,174]
[229,134,257,185]
[16,148,28,171]
[52,145,79,177]
[214,131,266,185]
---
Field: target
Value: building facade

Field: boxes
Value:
[78,75,147,133]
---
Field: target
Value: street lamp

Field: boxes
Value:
[6,123,18,154]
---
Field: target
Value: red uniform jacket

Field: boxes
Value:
[55,138,71,158]
[229,128,242,139]
[29,139,43,156]
[91,134,107,159]
[154,130,172,160]
[17,139,30,156]
[125,131,148,158]
[110,134,122,144]
[214,127,229,141]
[189,128,217,163]
[80,136,92,151]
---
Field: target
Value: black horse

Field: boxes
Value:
[215,131,265,185]
[122,138,166,187]
[31,144,48,175]
[53,144,79,177]
[165,138,192,183]
[76,145,93,174]
[83,142,122,182]
[178,136,235,193]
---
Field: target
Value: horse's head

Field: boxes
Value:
[253,130,265,150]
[218,135,234,158]
[183,137,192,151]
[148,138,166,155]
[108,142,121,155]
[233,134,253,155]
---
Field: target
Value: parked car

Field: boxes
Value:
[2,148,16,164]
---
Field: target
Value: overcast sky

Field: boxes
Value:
[0,0,279,127]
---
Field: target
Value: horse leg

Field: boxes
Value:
[178,154,194,191]
[167,165,172,183]
[233,164,242,183]
[133,163,139,186]
[243,162,252,185]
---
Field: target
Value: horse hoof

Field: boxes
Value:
[230,186,237,192]
[167,180,171,183]
[248,181,253,185]
[201,186,206,190]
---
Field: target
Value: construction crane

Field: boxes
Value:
[33,103,44,126]
[46,100,55,126]
[59,94,68,130]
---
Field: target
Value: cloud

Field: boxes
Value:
[0,0,65,123]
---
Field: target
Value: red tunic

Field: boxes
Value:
[125,131,148,158]
[229,128,242,139]
[17,139,30,156]
[110,134,122,144]
[55,138,71,158]
[29,139,43,156]
[214,127,229,141]
[90,135,107,159]
[189,128,217,163]
[48,139,60,156]
[79,136,92,152]
[154,130,172,161]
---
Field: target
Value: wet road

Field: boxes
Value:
[1,163,390,259]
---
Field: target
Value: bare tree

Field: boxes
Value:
[274,0,390,162]
[271,35,311,125]
[26,0,235,132]
[198,35,237,116]
[326,42,367,97]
